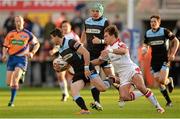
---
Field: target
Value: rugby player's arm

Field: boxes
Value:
[2,33,10,62]
[69,39,90,66]
[91,58,104,66]
[76,45,90,67]
[80,30,87,47]
[109,47,128,55]
[2,46,8,62]
[30,36,40,55]
[165,28,179,60]
[142,34,149,55]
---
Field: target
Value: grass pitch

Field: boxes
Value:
[0,87,180,118]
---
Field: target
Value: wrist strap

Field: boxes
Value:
[84,65,89,70]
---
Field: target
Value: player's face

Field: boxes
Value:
[104,32,111,45]
[15,16,24,30]
[91,9,101,19]
[51,35,61,45]
[61,22,71,35]
[150,18,160,30]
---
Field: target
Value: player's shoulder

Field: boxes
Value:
[85,17,93,23]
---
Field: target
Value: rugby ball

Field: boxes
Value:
[53,57,69,72]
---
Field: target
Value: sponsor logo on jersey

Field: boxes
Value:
[11,39,24,46]
[149,40,164,45]
[63,53,73,61]
[86,28,101,34]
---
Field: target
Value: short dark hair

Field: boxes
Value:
[150,15,161,22]
[50,28,63,38]
[104,25,119,38]
[60,20,71,28]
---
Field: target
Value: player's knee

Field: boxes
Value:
[98,86,107,92]
[159,80,166,85]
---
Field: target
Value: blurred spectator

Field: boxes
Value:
[32,16,43,42]
[44,15,56,41]
[55,12,67,28]
[169,20,180,86]
[39,40,55,86]
[24,13,34,31]
[3,11,15,34]
[173,20,180,40]
[113,14,123,32]
[0,28,4,62]
[71,10,84,36]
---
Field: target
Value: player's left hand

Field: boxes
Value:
[92,36,100,44]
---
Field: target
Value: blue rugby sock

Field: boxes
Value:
[10,88,17,104]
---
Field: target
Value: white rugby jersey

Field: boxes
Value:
[64,31,80,41]
[106,39,138,73]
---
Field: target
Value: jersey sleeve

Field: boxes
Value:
[68,39,81,51]
[164,28,175,40]
[3,33,11,48]
[118,42,127,49]
[104,20,110,28]
[29,33,39,45]
[144,33,148,44]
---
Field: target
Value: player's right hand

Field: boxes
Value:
[1,55,7,63]
[84,70,91,80]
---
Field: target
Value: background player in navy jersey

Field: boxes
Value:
[81,2,117,111]
[50,28,114,114]
[142,15,179,107]
[50,20,80,102]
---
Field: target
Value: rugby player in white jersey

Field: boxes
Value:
[91,25,165,114]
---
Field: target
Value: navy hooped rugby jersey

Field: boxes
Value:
[144,27,175,64]
[58,38,94,73]
[84,16,109,59]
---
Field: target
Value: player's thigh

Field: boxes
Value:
[13,67,24,83]
[132,74,147,94]
[103,67,114,76]
[90,77,107,92]
[6,71,14,85]
[71,80,84,96]
[159,67,169,81]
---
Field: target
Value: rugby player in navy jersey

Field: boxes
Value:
[50,28,115,114]
[81,2,118,111]
[142,15,179,107]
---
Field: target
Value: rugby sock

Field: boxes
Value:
[145,89,161,108]
[130,91,144,100]
[160,87,172,103]
[63,79,69,96]
[91,87,100,103]
[10,87,17,104]
[59,81,64,90]
[74,96,88,110]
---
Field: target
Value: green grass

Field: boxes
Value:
[0,87,180,118]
